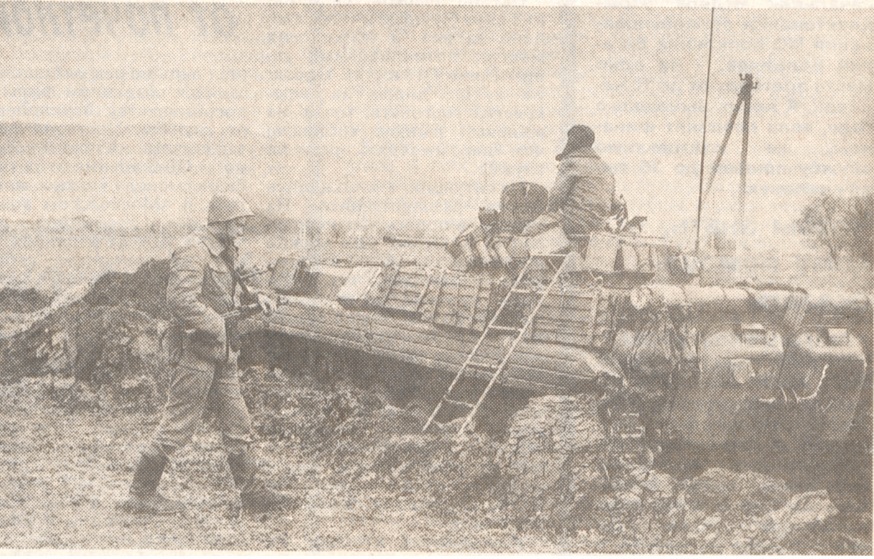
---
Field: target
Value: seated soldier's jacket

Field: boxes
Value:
[547,148,616,234]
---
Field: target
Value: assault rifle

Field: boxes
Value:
[183,303,263,335]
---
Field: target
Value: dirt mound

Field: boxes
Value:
[684,467,790,519]
[81,259,170,319]
[495,395,610,531]
[0,288,51,313]
[239,366,502,508]
[240,367,389,448]
[0,260,172,412]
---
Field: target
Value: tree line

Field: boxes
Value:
[796,193,873,267]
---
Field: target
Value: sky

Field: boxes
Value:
[0,3,871,247]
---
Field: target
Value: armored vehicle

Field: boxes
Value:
[240,182,872,451]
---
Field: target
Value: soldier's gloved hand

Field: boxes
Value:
[227,348,240,366]
[256,292,276,316]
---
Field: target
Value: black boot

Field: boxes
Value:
[227,451,303,514]
[118,453,186,515]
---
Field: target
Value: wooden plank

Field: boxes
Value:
[269,316,363,339]
[369,337,585,390]
[388,274,429,284]
[369,346,460,378]
[486,374,573,395]
[556,332,588,346]
[385,297,424,308]
[586,289,600,346]
[384,286,425,298]
[275,304,369,326]
[468,277,481,330]
[368,309,604,367]
[372,312,483,343]
[367,345,571,395]
[534,312,590,324]
[388,284,430,295]
[370,321,495,356]
[270,313,367,339]
[384,298,422,309]
[541,293,597,304]
[379,267,399,306]
[413,271,434,314]
[397,266,431,274]
[269,311,370,343]
[542,289,596,301]
[540,294,596,306]
[264,321,365,353]
[530,318,598,332]
[269,316,366,347]
[431,295,488,307]
[387,283,430,295]
[370,326,499,359]
[427,268,447,322]
[368,329,597,383]
[539,297,591,309]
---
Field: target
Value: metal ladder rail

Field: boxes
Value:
[422,255,540,432]
[456,253,568,434]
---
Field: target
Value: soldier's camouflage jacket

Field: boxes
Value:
[165,227,238,367]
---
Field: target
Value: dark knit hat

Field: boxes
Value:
[556,125,595,161]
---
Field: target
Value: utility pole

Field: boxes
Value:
[698,73,757,254]
[738,73,754,240]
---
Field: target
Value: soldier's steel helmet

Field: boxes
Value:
[207,192,255,224]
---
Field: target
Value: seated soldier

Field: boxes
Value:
[523,125,619,237]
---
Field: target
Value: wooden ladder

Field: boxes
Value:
[422,253,568,435]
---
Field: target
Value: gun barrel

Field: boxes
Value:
[382,234,447,246]
[631,284,873,319]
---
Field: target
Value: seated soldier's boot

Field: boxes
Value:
[227,451,303,514]
[118,453,186,515]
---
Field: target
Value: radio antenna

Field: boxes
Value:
[694,7,716,255]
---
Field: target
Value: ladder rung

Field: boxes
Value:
[467,360,498,371]
[443,397,474,408]
[489,325,521,333]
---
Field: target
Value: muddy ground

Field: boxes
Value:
[0,371,870,553]
[0,261,870,553]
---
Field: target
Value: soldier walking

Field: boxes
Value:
[120,192,300,515]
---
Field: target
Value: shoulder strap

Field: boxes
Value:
[219,246,252,298]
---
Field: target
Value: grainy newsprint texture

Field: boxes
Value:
[0,2,871,554]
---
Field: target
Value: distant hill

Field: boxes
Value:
[0,122,309,225]
[0,121,487,228]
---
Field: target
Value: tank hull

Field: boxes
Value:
[243,244,872,450]
[241,294,621,395]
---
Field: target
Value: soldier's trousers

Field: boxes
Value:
[145,351,254,458]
